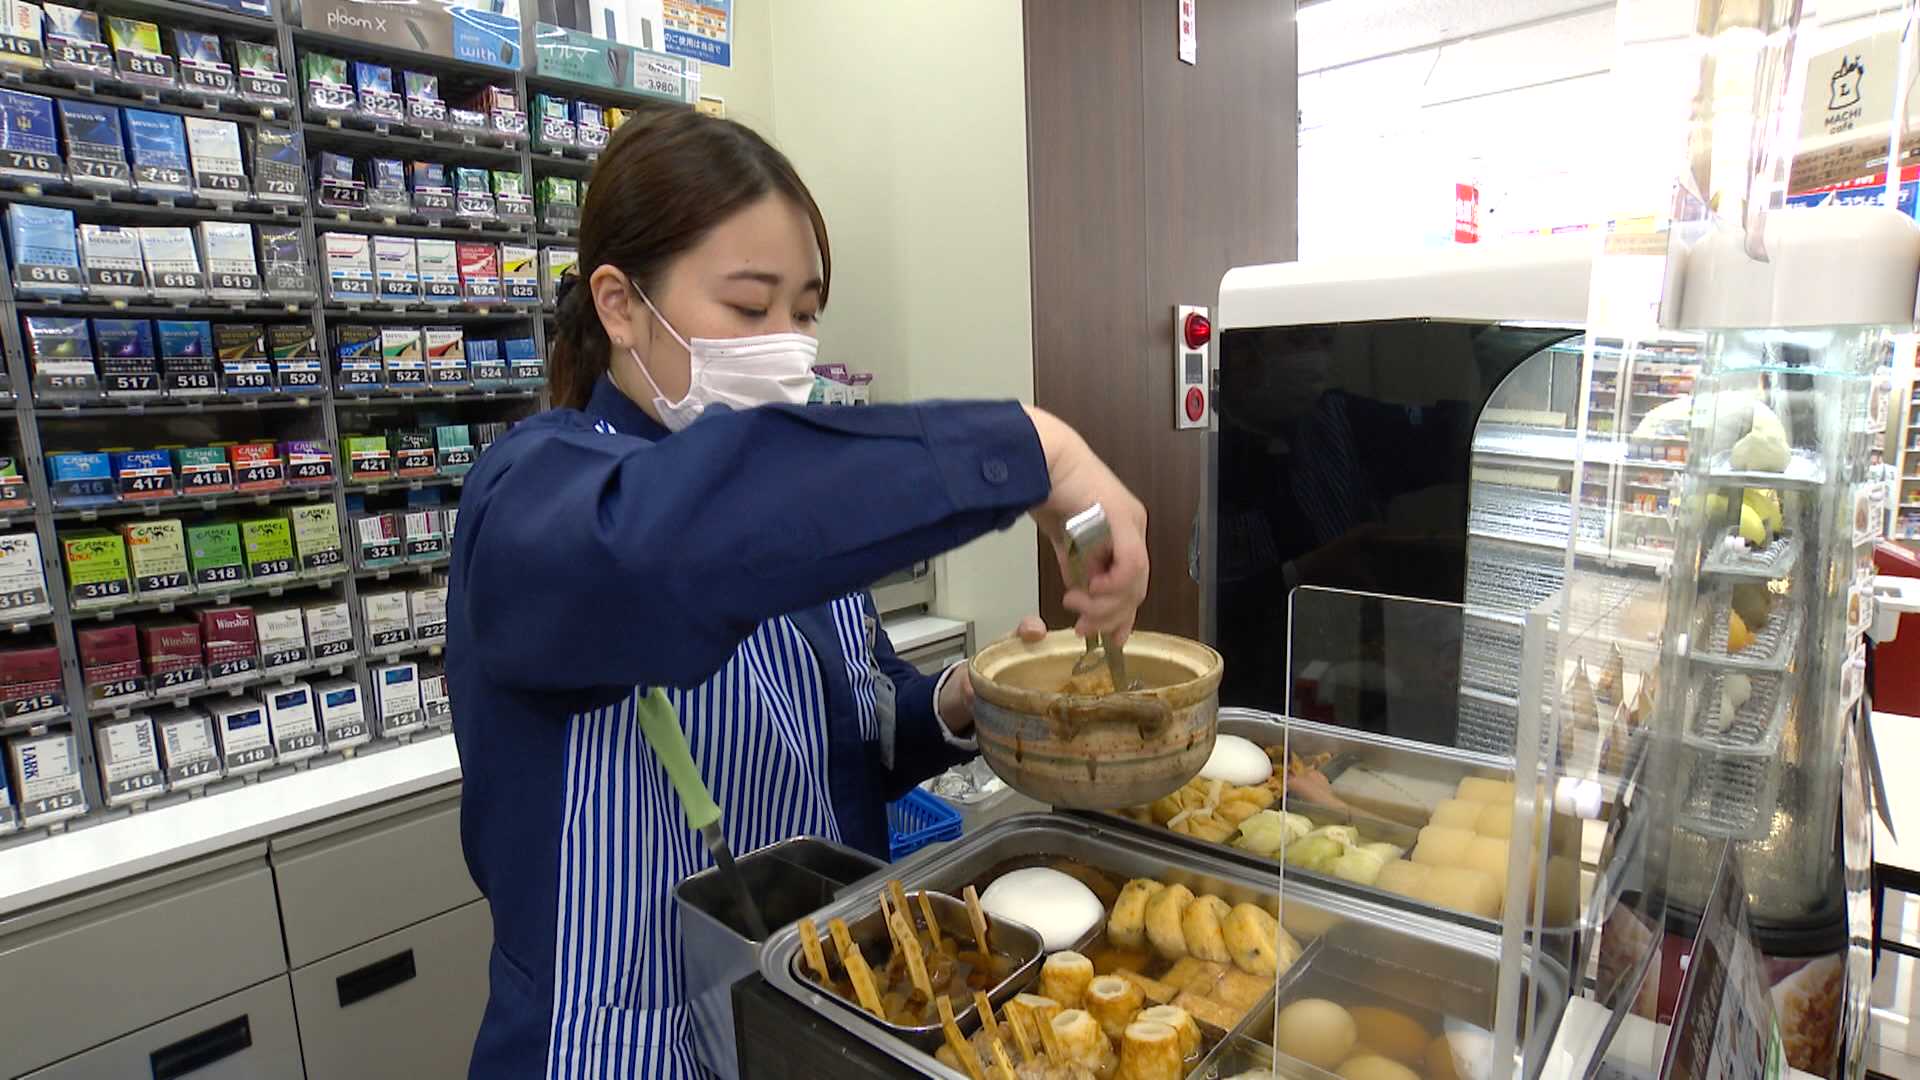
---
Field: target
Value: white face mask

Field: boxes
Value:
[627,285,819,432]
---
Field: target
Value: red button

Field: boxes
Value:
[1183,312,1212,350]
[1185,387,1206,422]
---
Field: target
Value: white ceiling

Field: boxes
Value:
[1298,0,1611,74]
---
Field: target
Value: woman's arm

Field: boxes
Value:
[865,599,975,801]
[454,400,1049,692]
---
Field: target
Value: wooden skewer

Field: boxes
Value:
[962,884,990,953]
[797,917,832,984]
[886,879,915,939]
[917,890,946,951]
[1001,999,1037,1063]
[842,944,885,1020]
[876,893,904,958]
[936,997,985,1080]
[973,991,1004,1047]
[826,917,857,961]
[990,1040,1019,1080]
[1033,1001,1066,1065]
[890,911,934,1000]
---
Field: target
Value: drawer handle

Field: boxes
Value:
[149,1016,252,1079]
[337,948,417,1008]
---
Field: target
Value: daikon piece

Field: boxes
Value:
[1428,798,1483,830]
[1456,777,1515,805]
[1375,860,1431,898]
[1411,825,1475,867]
[1474,801,1513,839]
[1464,835,1511,882]
[1417,865,1501,917]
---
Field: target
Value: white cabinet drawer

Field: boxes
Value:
[23,976,301,1080]
[291,897,492,1080]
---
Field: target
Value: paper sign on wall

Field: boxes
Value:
[1178,0,1196,65]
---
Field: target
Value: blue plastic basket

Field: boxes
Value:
[886,789,963,861]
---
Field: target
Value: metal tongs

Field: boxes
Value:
[1065,504,1137,691]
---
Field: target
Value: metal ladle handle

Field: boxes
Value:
[1064,505,1129,690]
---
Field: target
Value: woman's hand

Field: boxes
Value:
[936,616,1047,736]
[1023,407,1150,644]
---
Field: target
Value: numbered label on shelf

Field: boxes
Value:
[371,627,412,649]
[86,263,146,294]
[72,577,130,606]
[339,363,384,392]
[276,359,324,393]
[406,534,445,560]
[1,687,62,723]
[167,368,218,396]
[88,676,148,707]
[423,276,461,302]
[496,193,534,225]
[117,470,173,499]
[431,361,469,387]
[438,446,475,471]
[360,89,404,123]
[312,637,353,661]
[0,32,40,65]
[240,71,291,108]
[577,124,609,153]
[407,96,447,129]
[359,540,400,564]
[102,369,162,397]
[150,268,205,294]
[194,169,248,200]
[395,447,436,474]
[539,116,576,149]
[415,620,448,643]
[224,743,273,772]
[16,262,85,296]
[307,81,356,113]
[301,546,344,574]
[236,460,284,489]
[504,277,539,304]
[68,154,130,189]
[318,177,366,211]
[386,360,428,388]
[413,187,454,217]
[135,571,189,595]
[152,665,207,695]
[133,164,190,192]
[455,191,495,220]
[220,361,274,395]
[287,459,334,487]
[0,146,61,180]
[470,360,509,386]
[275,727,319,758]
[0,479,29,512]
[380,709,423,737]
[179,59,236,100]
[208,655,259,683]
[491,108,527,139]
[424,694,452,723]
[115,49,176,88]
[246,555,294,581]
[45,34,110,78]
[350,458,393,484]
[182,461,234,494]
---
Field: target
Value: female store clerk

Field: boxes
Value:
[449,106,1148,1079]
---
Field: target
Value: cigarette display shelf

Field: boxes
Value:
[300,121,524,169]
[313,215,531,245]
[354,556,446,582]
[66,568,344,623]
[343,475,464,496]
[37,393,321,413]
[0,188,300,226]
[0,63,292,129]
[320,303,531,322]
[51,485,327,522]
[84,651,354,719]
[333,387,538,404]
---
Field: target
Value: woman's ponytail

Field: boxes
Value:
[541,104,831,413]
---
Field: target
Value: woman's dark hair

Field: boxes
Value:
[550,106,832,409]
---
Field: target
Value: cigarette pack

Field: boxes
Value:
[57,99,128,190]
[154,706,219,788]
[62,529,130,608]
[157,319,215,396]
[417,238,461,302]
[231,441,285,494]
[257,225,311,299]
[184,117,246,201]
[94,713,162,806]
[213,322,264,362]
[533,93,574,150]
[402,70,445,130]
[426,326,468,387]
[185,521,242,588]
[314,678,368,750]
[91,317,159,396]
[106,15,160,53]
[44,4,110,79]
[7,203,82,297]
[0,533,48,619]
[290,502,343,574]
[266,682,320,762]
[334,323,383,392]
[391,428,435,477]
[23,315,95,389]
[109,19,174,89]
[198,604,259,681]
[141,622,205,694]
[352,62,401,121]
[9,730,86,825]
[401,507,443,557]
[303,599,352,662]
[436,424,476,476]
[121,517,189,596]
[121,108,190,194]
[269,323,316,361]
[501,243,538,304]
[323,231,374,303]
[234,41,289,108]
[374,235,420,303]
[314,150,364,211]
[174,446,232,496]
[458,241,501,304]
[173,30,234,102]
[255,605,306,670]
[0,642,61,710]
[199,221,261,300]
[362,589,411,650]
[373,661,421,737]
[536,175,579,231]
[0,95,53,176]
[139,226,204,299]
[418,665,450,724]
[367,157,408,216]
[284,439,335,491]
[239,516,294,581]
[410,583,447,642]
[409,159,450,219]
[381,328,426,389]
[302,51,353,115]
[574,99,608,151]
[454,166,495,221]
[505,335,543,386]
[171,29,222,65]
[466,337,507,389]
[540,244,578,303]
[246,124,303,204]
[354,509,401,566]
[109,447,174,501]
[208,695,271,775]
[46,450,111,508]
[79,224,146,300]
[78,624,145,706]
[493,170,533,223]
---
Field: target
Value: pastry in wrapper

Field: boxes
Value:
[1040,951,1095,1011]
[1085,974,1144,1044]
[1135,1005,1199,1059]
[1117,1019,1182,1080]
[1052,1009,1118,1078]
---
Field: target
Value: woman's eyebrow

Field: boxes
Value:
[725,269,823,294]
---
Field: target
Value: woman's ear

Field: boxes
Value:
[589,265,639,352]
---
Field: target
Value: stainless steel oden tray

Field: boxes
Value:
[759,812,1535,1079]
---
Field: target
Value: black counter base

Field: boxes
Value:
[733,974,921,1078]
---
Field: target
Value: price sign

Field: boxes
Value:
[194,170,248,198]
[153,665,206,693]
[152,269,204,293]
[90,677,147,704]
[414,188,454,216]
[360,89,403,122]
[69,156,130,188]
[87,259,147,290]
[17,263,82,292]
[307,81,356,112]
[313,637,353,660]
[415,620,447,642]
[277,360,323,392]
[134,164,190,190]
[237,461,284,488]
[115,49,176,86]
[288,458,334,486]
[107,768,162,803]
[470,361,509,385]
[168,368,218,395]
[182,463,233,493]
[72,577,129,605]
[371,627,411,649]
[2,689,61,720]
[117,471,173,499]
[221,362,273,394]
[136,571,189,594]
[46,35,111,76]
[380,709,422,737]
[209,655,258,681]
[180,60,236,99]
[395,447,435,474]
[406,534,444,560]
[360,540,400,563]
[491,108,527,138]
[167,754,217,786]
[247,555,293,580]
[407,96,446,128]
[225,744,272,770]
[423,278,462,302]
[103,370,161,397]
[240,72,291,106]
[301,546,343,574]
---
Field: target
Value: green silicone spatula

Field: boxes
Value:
[636,687,769,940]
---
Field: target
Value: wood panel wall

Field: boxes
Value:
[1024,0,1298,638]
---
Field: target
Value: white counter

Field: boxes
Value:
[881,613,969,654]
[0,735,462,917]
